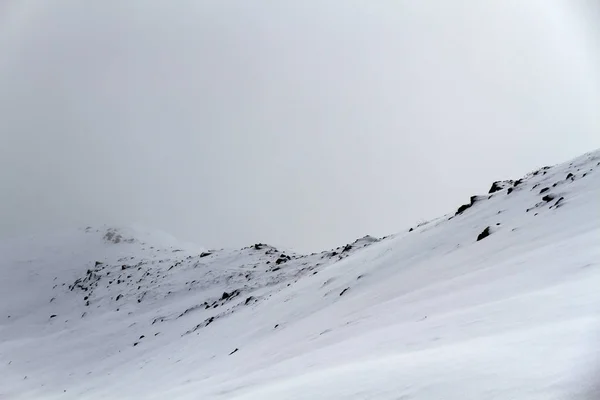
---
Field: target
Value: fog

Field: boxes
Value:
[1,1,599,252]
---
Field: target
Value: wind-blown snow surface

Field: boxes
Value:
[2,151,600,399]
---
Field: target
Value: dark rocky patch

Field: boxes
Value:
[339,287,350,296]
[507,188,513,195]
[539,187,549,194]
[229,348,239,355]
[550,197,565,209]
[542,194,555,202]
[456,195,483,216]
[489,182,504,193]
[200,252,212,258]
[245,296,254,305]
[566,173,574,180]
[275,254,291,264]
[456,203,472,215]
[476,227,491,242]
[185,316,216,334]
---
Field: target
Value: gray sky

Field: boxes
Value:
[1,1,599,252]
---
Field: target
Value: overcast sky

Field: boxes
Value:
[0,1,599,252]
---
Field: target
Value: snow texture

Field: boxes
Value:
[2,151,600,399]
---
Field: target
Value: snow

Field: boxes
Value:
[1,151,600,399]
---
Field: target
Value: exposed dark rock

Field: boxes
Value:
[245,296,254,305]
[253,243,263,250]
[539,187,549,194]
[408,228,413,232]
[50,315,57,319]
[229,348,239,355]
[476,227,491,242]
[507,188,513,195]
[115,294,122,301]
[274,324,279,329]
[200,252,212,258]
[339,287,350,296]
[489,181,503,193]
[272,267,281,272]
[95,261,103,267]
[566,173,574,180]
[342,244,353,252]
[514,179,523,187]
[551,197,565,209]
[542,194,556,202]
[139,335,145,340]
[456,203,471,215]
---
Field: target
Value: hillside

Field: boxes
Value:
[1,150,600,399]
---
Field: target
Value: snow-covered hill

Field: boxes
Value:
[2,151,600,399]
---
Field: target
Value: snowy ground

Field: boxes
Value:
[1,150,600,399]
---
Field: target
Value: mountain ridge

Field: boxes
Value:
[2,149,600,399]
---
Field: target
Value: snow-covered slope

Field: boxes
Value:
[2,151,600,399]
